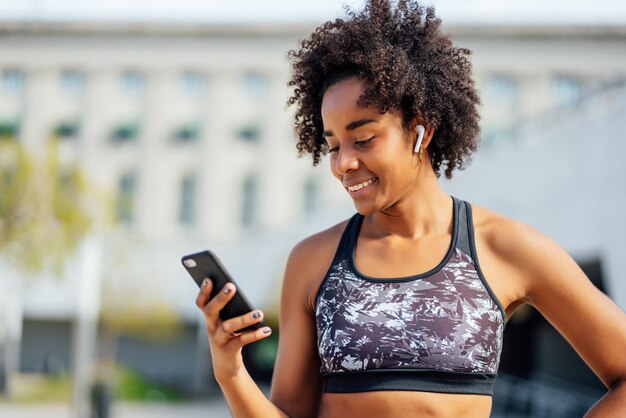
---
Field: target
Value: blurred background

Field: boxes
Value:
[0,0,625,417]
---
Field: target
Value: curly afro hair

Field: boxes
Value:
[287,0,481,179]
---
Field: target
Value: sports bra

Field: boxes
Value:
[314,196,505,395]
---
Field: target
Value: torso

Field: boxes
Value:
[304,198,524,418]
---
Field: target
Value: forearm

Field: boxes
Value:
[584,379,626,418]
[218,368,290,418]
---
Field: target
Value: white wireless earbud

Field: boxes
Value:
[414,125,425,153]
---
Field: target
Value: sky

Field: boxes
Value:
[0,0,626,25]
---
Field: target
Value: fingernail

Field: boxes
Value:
[252,311,261,319]
[201,278,209,288]
[262,327,271,334]
[223,286,232,294]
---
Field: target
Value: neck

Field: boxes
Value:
[369,166,452,240]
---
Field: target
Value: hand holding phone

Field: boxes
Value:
[184,250,272,384]
[182,250,264,333]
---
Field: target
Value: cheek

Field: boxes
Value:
[377,151,416,187]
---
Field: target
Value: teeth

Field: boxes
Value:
[347,178,375,192]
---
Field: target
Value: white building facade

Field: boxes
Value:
[0,19,625,407]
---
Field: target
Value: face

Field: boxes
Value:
[321,77,421,215]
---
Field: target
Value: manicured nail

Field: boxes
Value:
[223,286,232,294]
[262,327,271,334]
[252,311,261,319]
[201,278,209,288]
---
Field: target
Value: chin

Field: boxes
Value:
[352,200,380,217]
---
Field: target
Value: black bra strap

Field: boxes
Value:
[456,199,472,257]
[339,196,468,264]
[330,213,361,266]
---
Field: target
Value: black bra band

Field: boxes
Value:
[323,370,497,396]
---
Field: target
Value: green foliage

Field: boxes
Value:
[98,234,182,341]
[0,139,92,275]
[113,366,183,401]
[8,374,72,403]
[0,121,19,139]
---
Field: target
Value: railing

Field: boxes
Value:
[482,77,626,147]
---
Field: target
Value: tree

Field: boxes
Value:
[0,137,92,397]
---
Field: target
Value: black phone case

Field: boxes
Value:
[181,250,263,333]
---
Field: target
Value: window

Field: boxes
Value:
[240,72,268,100]
[121,70,146,95]
[237,123,261,142]
[303,176,318,216]
[116,172,136,225]
[53,121,79,140]
[172,123,200,143]
[241,174,258,228]
[552,75,582,107]
[0,120,19,140]
[178,173,197,225]
[61,69,86,95]
[110,121,140,143]
[2,69,25,93]
[487,74,519,108]
[181,71,207,97]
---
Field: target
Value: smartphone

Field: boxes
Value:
[182,250,263,333]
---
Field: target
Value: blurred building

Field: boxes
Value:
[1,13,625,414]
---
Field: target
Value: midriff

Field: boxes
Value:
[318,390,492,418]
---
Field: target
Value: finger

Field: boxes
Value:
[195,278,213,309]
[223,310,264,334]
[227,326,272,348]
[215,310,264,345]
[203,283,237,326]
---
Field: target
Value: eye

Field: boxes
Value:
[356,136,375,146]
[328,146,339,154]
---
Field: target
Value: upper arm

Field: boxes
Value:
[501,220,626,389]
[269,225,344,418]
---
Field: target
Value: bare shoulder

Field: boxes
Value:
[470,203,574,302]
[284,218,351,313]
[470,204,541,255]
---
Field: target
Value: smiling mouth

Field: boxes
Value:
[345,177,377,193]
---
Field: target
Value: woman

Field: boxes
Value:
[195,1,626,417]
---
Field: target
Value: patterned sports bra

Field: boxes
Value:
[314,196,506,395]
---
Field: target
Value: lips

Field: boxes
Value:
[343,177,378,194]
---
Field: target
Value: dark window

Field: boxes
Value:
[0,120,20,140]
[303,176,318,216]
[179,173,197,225]
[172,123,200,143]
[53,121,80,140]
[237,124,260,142]
[116,172,136,225]
[241,174,258,228]
[110,122,140,143]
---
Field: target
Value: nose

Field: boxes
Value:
[334,147,360,175]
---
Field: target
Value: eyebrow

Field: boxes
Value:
[322,118,379,138]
